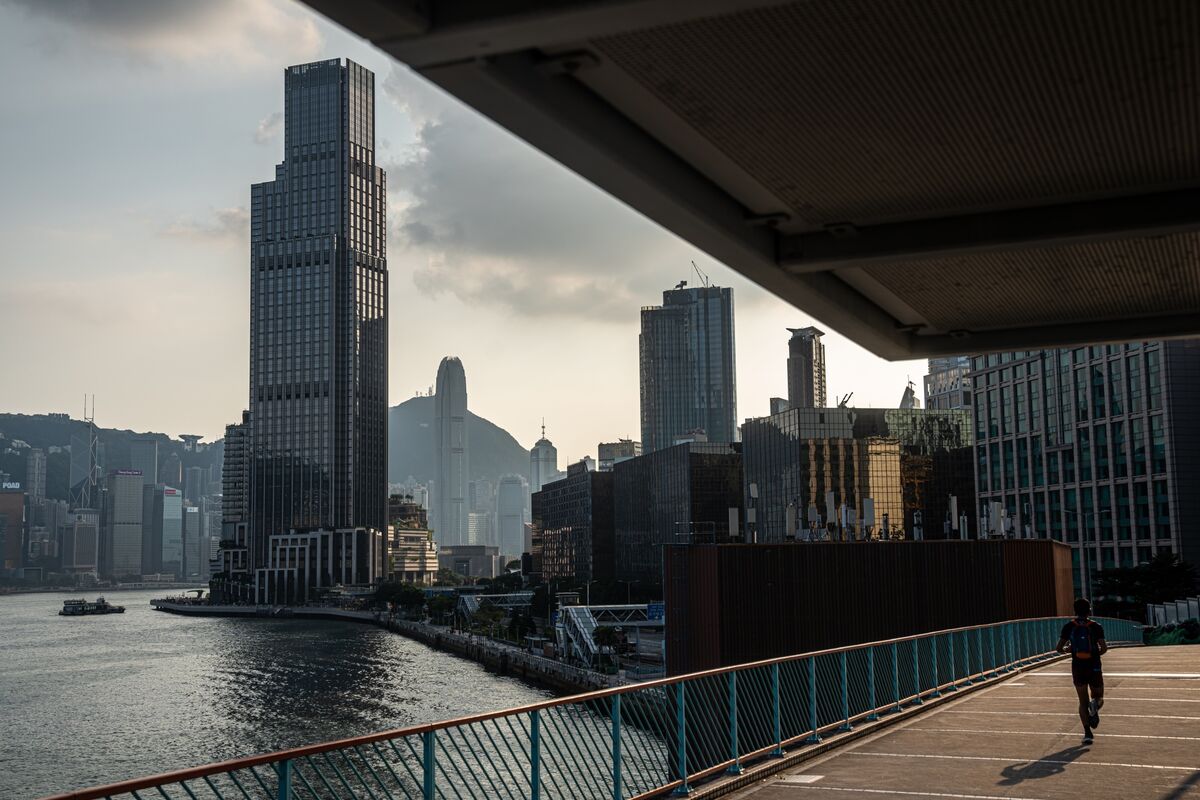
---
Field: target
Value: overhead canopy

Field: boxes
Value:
[305,0,1200,359]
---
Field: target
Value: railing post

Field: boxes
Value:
[805,658,822,743]
[673,682,691,795]
[976,628,985,679]
[1000,625,1011,672]
[727,671,743,774]
[890,642,901,713]
[772,662,785,755]
[946,633,958,691]
[930,636,942,697]
[910,638,923,705]
[985,627,999,677]
[531,710,541,800]
[964,630,977,683]
[866,647,880,720]
[612,694,622,800]
[838,651,853,731]
[276,759,291,800]
[423,730,436,800]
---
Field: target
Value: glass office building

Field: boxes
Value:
[247,59,387,570]
[613,442,743,583]
[970,341,1200,592]
[532,462,614,582]
[640,285,737,453]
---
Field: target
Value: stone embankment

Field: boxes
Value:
[151,600,622,694]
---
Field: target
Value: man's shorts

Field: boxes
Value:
[1072,662,1104,690]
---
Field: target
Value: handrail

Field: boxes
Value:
[40,615,1142,800]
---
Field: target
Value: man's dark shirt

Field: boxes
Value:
[1061,618,1105,675]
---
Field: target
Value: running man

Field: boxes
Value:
[1056,598,1107,744]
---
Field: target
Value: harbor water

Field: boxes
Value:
[0,589,552,798]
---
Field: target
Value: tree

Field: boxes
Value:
[1093,553,1198,618]
[592,626,622,671]
[427,594,456,624]
[433,568,466,587]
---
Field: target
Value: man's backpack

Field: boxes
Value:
[1071,619,1094,659]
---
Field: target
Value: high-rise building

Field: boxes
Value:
[388,494,438,585]
[925,356,973,410]
[533,460,615,582]
[530,426,559,492]
[129,439,158,489]
[183,504,205,578]
[467,511,494,546]
[105,470,144,578]
[970,342,1200,592]
[787,326,827,409]
[598,439,641,471]
[142,484,182,576]
[60,509,99,575]
[0,488,25,573]
[496,474,529,557]
[159,451,182,488]
[246,59,388,579]
[434,356,469,546]
[219,411,250,579]
[613,441,743,583]
[468,479,494,515]
[640,284,737,453]
[25,448,46,502]
[184,466,208,503]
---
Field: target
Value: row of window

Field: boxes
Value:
[979,478,1173,543]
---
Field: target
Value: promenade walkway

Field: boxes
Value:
[729,646,1200,800]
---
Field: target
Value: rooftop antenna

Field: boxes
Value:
[541,417,546,439]
[691,260,710,288]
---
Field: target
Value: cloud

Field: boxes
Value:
[162,207,249,243]
[1,0,322,66]
[383,67,703,323]
[254,111,282,145]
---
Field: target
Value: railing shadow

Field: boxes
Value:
[1160,769,1200,800]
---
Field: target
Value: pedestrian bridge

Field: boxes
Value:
[42,617,1162,800]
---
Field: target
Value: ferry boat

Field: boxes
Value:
[59,597,126,616]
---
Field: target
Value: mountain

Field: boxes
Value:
[0,413,223,502]
[388,396,529,485]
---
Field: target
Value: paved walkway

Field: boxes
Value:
[730,646,1200,800]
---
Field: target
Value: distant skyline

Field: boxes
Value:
[0,0,923,465]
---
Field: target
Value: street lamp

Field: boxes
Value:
[1064,508,1113,599]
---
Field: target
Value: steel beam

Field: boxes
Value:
[780,188,1200,272]
[416,51,914,358]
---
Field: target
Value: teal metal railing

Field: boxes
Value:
[42,616,1141,800]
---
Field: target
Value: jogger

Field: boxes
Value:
[1056,598,1108,744]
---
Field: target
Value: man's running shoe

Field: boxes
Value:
[1082,729,1094,745]
[1089,699,1100,728]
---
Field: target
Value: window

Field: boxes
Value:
[1112,421,1127,478]
[1134,482,1151,540]
[1150,415,1166,473]
[1147,350,1162,411]
[1003,440,1015,490]
[1131,418,1146,476]
[1094,424,1109,481]
[1109,359,1124,416]
[1047,450,1059,484]
[1032,436,1044,485]
[1153,480,1171,539]
[1017,438,1030,488]
[1091,365,1106,419]
[1074,368,1089,422]
[1078,427,1092,481]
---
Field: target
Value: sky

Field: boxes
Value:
[0,0,924,465]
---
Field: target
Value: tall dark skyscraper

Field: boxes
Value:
[247,59,387,569]
[434,357,468,546]
[787,326,826,409]
[640,284,737,453]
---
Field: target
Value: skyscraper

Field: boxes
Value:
[105,470,144,578]
[530,425,559,492]
[640,284,737,453]
[496,474,529,557]
[247,59,388,570]
[434,356,469,546]
[25,448,46,502]
[787,326,826,409]
[129,439,158,489]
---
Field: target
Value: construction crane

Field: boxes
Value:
[691,260,710,288]
[837,392,854,408]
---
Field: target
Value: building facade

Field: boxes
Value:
[129,439,158,489]
[247,59,388,574]
[142,484,183,577]
[787,326,827,409]
[532,460,615,582]
[434,356,469,546]
[530,430,559,493]
[388,494,437,584]
[925,356,973,411]
[26,448,46,502]
[598,439,641,471]
[613,441,743,583]
[639,285,737,453]
[105,470,144,578]
[219,412,250,579]
[0,488,24,573]
[970,341,1200,592]
[496,474,529,558]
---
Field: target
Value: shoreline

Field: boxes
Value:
[151,600,621,694]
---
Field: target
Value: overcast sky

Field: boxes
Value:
[0,0,924,465]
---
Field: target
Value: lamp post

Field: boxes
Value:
[1064,508,1113,598]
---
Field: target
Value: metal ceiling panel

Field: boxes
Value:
[306,0,1200,358]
